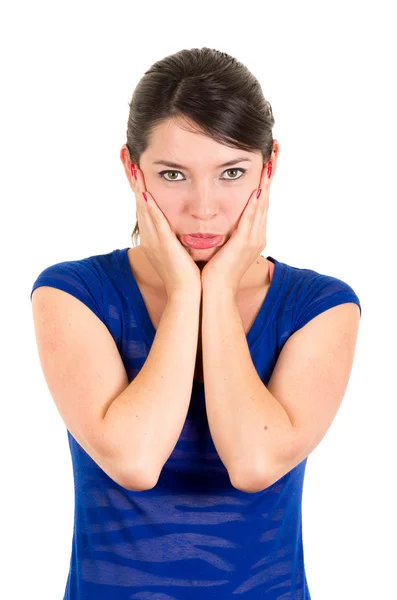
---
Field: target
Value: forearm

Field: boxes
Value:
[201,285,295,489]
[102,287,201,488]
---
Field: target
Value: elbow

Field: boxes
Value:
[119,462,159,492]
[229,467,269,494]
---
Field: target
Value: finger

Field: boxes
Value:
[135,168,168,221]
[134,167,154,217]
[252,188,268,233]
[240,188,259,233]
[132,165,147,198]
[133,167,169,237]
[251,183,269,248]
[236,190,262,247]
[130,165,142,210]
[260,163,268,190]
[253,165,270,219]
[132,166,158,238]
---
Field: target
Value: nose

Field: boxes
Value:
[187,186,221,219]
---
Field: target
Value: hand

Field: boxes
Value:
[131,164,202,297]
[201,163,271,294]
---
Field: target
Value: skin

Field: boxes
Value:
[120,116,280,291]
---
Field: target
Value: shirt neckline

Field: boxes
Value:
[118,247,284,386]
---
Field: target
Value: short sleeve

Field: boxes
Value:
[292,274,362,335]
[30,258,104,323]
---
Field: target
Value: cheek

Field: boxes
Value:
[155,194,245,229]
[228,205,245,226]
[156,202,180,230]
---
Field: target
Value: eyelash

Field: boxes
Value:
[158,168,247,182]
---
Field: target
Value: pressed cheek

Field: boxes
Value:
[223,205,237,226]
[145,177,177,213]
[230,199,247,224]
[158,200,180,231]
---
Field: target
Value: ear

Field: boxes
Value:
[120,144,137,191]
[259,163,269,189]
[269,140,280,178]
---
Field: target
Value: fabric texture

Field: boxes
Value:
[30,247,361,599]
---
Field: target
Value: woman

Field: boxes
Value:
[31,47,361,599]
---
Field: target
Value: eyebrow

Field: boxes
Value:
[152,157,252,169]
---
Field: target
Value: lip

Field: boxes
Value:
[182,234,223,249]
[187,233,221,238]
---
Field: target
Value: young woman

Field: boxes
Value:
[31,47,361,599]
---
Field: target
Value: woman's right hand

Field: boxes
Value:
[131,164,202,297]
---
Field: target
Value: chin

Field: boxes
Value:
[190,246,221,259]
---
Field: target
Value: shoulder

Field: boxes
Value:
[272,257,362,333]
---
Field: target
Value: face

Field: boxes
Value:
[122,117,278,266]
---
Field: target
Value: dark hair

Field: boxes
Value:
[125,47,275,247]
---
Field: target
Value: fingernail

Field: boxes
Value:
[130,164,137,180]
[256,188,262,199]
[142,192,147,202]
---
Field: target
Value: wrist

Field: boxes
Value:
[166,284,202,302]
[202,280,237,298]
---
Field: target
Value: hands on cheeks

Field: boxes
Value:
[201,162,272,294]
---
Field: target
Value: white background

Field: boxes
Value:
[1,0,395,598]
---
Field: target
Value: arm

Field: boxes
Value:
[103,287,202,490]
[201,286,296,492]
[202,284,361,494]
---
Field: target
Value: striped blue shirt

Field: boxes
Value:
[30,247,361,599]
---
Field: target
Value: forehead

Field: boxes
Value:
[146,118,259,167]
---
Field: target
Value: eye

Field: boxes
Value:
[158,170,184,182]
[222,168,247,180]
[158,168,247,182]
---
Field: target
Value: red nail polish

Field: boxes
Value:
[256,188,262,199]
[267,161,272,179]
[130,164,137,180]
[142,192,147,202]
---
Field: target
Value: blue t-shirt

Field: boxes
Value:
[30,247,362,599]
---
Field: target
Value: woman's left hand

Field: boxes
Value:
[201,163,271,294]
